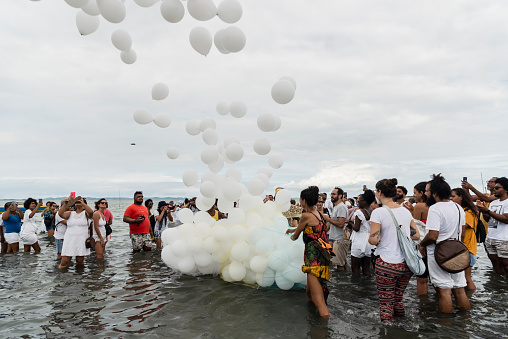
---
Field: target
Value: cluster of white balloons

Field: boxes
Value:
[68,0,245,61]
[132,82,172,127]
[161,188,306,289]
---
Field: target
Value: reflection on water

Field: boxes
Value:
[0,198,506,338]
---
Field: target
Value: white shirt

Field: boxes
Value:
[426,201,465,256]
[21,209,39,236]
[487,198,508,241]
[54,213,67,240]
[371,206,414,263]
[329,202,349,241]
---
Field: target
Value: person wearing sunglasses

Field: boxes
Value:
[93,199,108,259]
[476,177,508,277]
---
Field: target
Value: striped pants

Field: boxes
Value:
[375,257,412,321]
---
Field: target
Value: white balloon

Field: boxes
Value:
[196,195,215,211]
[111,29,132,51]
[178,256,196,274]
[65,0,89,8]
[134,0,159,7]
[213,29,230,54]
[253,138,271,155]
[189,26,212,56]
[275,189,291,206]
[97,0,126,24]
[271,80,296,104]
[160,0,185,23]
[247,178,265,196]
[250,256,268,274]
[225,168,241,182]
[217,0,242,23]
[82,0,101,15]
[133,108,153,125]
[227,208,245,224]
[217,196,235,214]
[275,274,294,290]
[256,113,277,132]
[279,76,296,90]
[229,101,247,118]
[183,169,199,186]
[152,82,169,100]
[194,252,213,267]
[76,10,100,36]
[200,181,217,198]
[230,241,250,262]
[212,225,229,242]
[166,147,179,159]
[257,167,273,178]
[172,239,191,257]
[161,227,179,246]
[221,26,246,53]
[202,128,218,145]
[195,222,212,238]
[223,179,242,201]
[178,208,194,224]
[153,113,171,128]
[208,156,224,173]
[216,101,229,115]
[161,246,179,269]
[268,154,284,169]
[257,268,276,287]
[228,261,246,281]
[268,250,289,271]
[187,0,217,21]
[255,173,269,188]
[186,120,201,136]
[223,136,240,148]
[201,172,217,183]
[200,118,216,131]
[120,49,137,64]
[194,211,215,224]
[201,145,219,165]
[225,143,243,162]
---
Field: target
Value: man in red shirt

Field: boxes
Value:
[123,191,153,252]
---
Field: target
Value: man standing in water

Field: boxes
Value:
[324,187,349,271]
[419,174,470,313]
[123,191,153,253]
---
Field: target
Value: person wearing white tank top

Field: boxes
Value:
[93,199,108,259]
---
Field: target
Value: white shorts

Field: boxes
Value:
[4,233,20,244]
[428,253,466,289]
[20,233,38,246]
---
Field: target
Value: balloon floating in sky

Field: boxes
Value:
[153,113,172,128]
[217,0,243,24]
[97,0,126,24]
[152,83,169,100]
[111,29,132,51]
[166,147,179,159]
[160,0,185,23]
[187,0,217,21]
[189,26,213,56]
[76,10,100,36]
[133,108,153,125]
[120,49,137,64]
[271,79,296,104]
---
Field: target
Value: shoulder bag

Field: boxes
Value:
[384,206,426,276]
[85,216,96,249]
[434,204,470,273]
[309,212,335,260]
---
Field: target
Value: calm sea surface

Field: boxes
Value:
[0,199,506,338]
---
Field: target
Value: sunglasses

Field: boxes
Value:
[100,201,108,205]
[492,186,503,190]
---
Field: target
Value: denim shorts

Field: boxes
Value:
[470,252,476,267]
[55,238,64,254]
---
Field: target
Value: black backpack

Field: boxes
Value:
[475,214,487,243]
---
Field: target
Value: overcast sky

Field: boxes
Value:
[1,0,507,200]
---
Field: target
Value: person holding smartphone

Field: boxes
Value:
[123,191,153,253]
[20,198,43,253]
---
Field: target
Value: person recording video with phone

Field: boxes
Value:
[123,191,153,253]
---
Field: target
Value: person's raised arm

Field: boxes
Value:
[29,201,43,218]
[462,181,496,202]
[58,199,72,220]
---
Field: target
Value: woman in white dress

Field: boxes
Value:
[350,190,376,277]
[20,198,43,253]
[58,196,93,269]
[93,199,108,259]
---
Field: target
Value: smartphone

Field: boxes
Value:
[38,198,43,203]
[139,215,145,220]
[363,185,367,189]
[70,192,76,198]
[462,177,467,182]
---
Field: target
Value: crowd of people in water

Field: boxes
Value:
[1,174,507,322]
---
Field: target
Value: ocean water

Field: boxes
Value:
[0,199,506,338]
